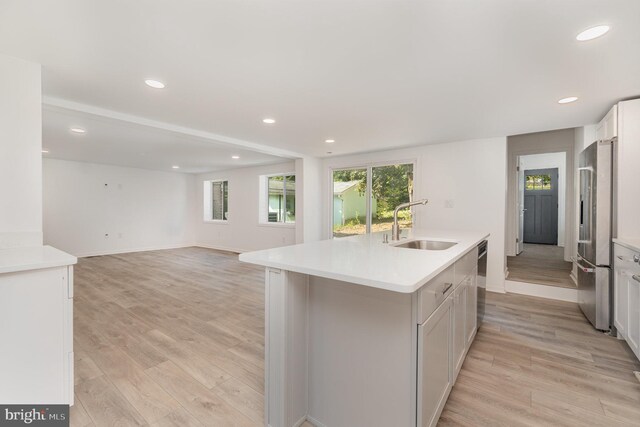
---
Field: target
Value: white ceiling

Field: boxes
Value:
[1,0,639,160]
[42,105,288,174]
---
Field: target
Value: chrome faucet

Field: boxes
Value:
[391,199,428,241]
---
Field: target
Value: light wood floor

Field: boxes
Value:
[507,243,575,288]
[70,247,640,427]
[440,292,640,426]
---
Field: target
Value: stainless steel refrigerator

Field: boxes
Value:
[577,138,614,331]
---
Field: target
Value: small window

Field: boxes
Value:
[204,180,229,221]
[262,174,295,224]
[525,174,551,190]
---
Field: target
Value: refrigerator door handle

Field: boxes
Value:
[578,166,594,248]
[576,257,596,274]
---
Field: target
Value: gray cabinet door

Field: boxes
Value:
[417,297,453,427]
[523,168,558,245]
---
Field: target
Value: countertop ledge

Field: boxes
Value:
[613,238,640,253]
[239,229,489,293]
[0,245,77,274]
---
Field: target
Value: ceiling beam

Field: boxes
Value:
[42,96,304,160]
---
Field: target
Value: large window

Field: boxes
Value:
[333,163,414,237]
[265,174,295,224]
[204,180,228,221]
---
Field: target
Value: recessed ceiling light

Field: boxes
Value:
[558,96,578,104]
[42,149,49,154]
[145,79,165,89]
[172,165,180,169]
[576,25,610,41]
[262,118,276,124]
[231,155,240,159]
[325,139,335,143]
[70,127,86,134]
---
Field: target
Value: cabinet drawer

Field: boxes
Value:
[454,247,478,285]
[418,265,454,324]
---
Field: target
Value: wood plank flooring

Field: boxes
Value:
[70,247,640,427]
[507,243,575,288]
[71,247,266,427]
[440,292,640,426]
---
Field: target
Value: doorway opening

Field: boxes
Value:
[506,130,576,289]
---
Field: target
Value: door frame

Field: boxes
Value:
[505,129,575,263]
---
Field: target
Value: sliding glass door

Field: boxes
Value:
[332,163,414,238]
[332,168,368,237]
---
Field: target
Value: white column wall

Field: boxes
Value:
[0,54,42,248]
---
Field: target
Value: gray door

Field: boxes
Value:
[523,168,558,245]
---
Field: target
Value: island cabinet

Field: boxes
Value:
[239,230,487,427]
[417,297,453,427]
[0,246,77,405]
[417,249,478,427]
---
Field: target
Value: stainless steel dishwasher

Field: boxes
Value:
[477,240,488,329]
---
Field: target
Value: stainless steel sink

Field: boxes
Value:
[394,240,457,250]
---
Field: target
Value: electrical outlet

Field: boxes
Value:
[445,200,455,208]
[118,233,123,238]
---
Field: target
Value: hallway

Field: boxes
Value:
[507,243,574,288]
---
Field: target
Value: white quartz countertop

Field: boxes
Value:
[239,229,489,293]
[613,238,640,254]
[0,245,77,274]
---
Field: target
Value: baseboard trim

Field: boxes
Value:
[505,279,578,303]
[194,243,245,254]
[306,415,327,427]
[570,270,578,285]
[76,243,196,258]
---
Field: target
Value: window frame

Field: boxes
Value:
[329,159,417,238]
[203,179,230,223]
[260,172,296,227]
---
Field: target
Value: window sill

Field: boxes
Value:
[258,222,296,229]
[203,220,229,225]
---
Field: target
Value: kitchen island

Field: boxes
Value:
[240,229,488,427]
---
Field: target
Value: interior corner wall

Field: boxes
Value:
[0,54,43,248]
[43,159,196,257]
[194,161,297,253]
[322,137,508,293]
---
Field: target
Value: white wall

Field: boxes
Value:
[0,54,43,248]
[519,152,566,247]
[195,161,297,252]
[43,159,196,257]
[322,137,508,293]
[295,156,324,244]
